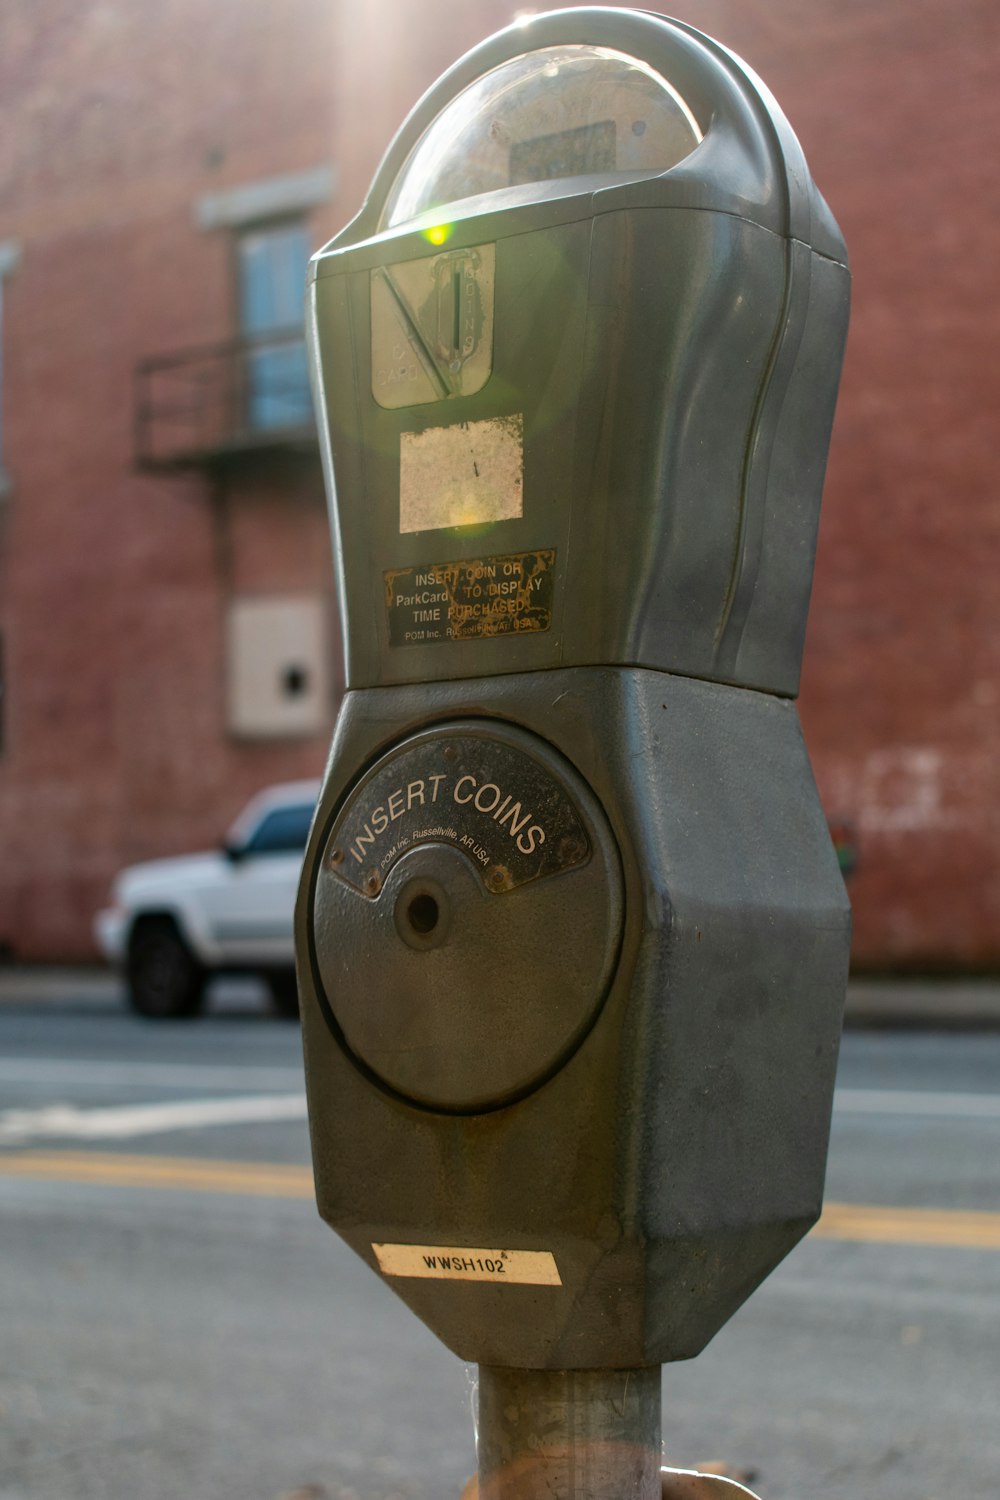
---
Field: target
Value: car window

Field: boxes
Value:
[242,803,314,856]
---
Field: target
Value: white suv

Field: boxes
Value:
[95,781,320,1019]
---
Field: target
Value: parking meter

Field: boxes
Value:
[297,2,850,1397]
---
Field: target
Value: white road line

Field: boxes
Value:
[0,1059,304,1091]
[2,1059,999,1123]
[834,1088,1000,1120]
[0,1093,307,1146]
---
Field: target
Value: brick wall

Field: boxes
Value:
[0,0,339,957]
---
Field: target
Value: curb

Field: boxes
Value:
[844,980,1000,1031]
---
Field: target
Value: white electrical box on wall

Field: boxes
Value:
[226,595,332,738]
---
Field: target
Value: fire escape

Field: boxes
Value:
[134,326,318,471]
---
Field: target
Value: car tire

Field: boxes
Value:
[266,969,300,1020]
[127,917,207,1020]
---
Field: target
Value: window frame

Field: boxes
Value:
[0,240,21,496]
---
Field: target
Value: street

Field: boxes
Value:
[1,983,998,1500]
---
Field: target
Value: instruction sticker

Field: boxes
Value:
[372,1243,561,1285]
[385,549,555,647]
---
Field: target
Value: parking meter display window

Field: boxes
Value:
[382,45,702,229]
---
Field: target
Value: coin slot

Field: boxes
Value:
[407,893,440,934]
[393,876,451,952]
[452,268,462,362]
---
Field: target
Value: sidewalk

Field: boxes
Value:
[1,965,999,1027]
[0,966,269,1013]
[0,966,126,1007]
[844,978,1000,1029]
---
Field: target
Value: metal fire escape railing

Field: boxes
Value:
[134,328,318,470]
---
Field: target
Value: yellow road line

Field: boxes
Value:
[2,1151,1000,1249]
[815,1201,1000,1249]
[0,1150,314,1198]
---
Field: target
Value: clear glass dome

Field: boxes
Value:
[382,44,703,229]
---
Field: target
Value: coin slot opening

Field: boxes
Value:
[407,893,440,935]
[452,267,462,359]
[393,876,451,952]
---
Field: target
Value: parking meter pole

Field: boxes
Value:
[476,1364,662,1500]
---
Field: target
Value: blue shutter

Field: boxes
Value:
[239,223,312,430]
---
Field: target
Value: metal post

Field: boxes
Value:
[476,1365,662,1500]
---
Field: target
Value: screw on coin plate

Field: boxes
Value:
[487,865,509,892]
[364,871,382,896]
[557,833,586,865]
[329,847,345,867]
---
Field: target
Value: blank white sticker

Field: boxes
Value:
[372,1242,561,1285]
[399,415,523,534]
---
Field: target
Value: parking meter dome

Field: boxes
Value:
[382,44,703,229]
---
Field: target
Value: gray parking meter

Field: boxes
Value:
[297,8,849,1486]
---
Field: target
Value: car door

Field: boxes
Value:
[203,802,312,965]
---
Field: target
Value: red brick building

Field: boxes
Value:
[0,0,997,968]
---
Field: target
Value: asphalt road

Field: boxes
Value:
[1,986,998,1500]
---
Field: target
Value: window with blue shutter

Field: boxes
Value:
[238,221,312,431]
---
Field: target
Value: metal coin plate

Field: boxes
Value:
[324,726,589,897]
[310,721,623,1112]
